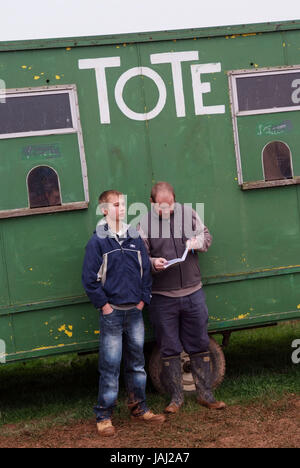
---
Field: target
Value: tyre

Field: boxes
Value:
[148,336,226,394]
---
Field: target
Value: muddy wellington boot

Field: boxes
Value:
[189,351,226,410]
[161,355,184,414]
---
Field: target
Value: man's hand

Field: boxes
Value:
[102,303,113,315]
[136,301,145,311]
[186,237,203,251]
[153,257,167,271]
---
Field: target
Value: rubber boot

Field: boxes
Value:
[161,355,184,414]
[189,351,226,410]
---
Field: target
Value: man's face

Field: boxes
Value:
[101,194,126,222]
[152,191,175,219]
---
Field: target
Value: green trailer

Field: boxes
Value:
[1,20,300,390]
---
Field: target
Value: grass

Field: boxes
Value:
[0,321,299,430]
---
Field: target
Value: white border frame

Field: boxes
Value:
[0,86,78,140]
[0,84,89,217]
[228,65,300,186]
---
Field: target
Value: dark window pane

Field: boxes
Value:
[263,141,293,181]
[0,93,73,135]
[28,166,61,208]
[236,72,300,112]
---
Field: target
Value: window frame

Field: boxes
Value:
[0,84,89,218]
[0,86,78,140]
[228,65,300,190]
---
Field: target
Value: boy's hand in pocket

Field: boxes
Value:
[102,303,113,315]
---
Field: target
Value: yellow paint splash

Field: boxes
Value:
[55,75,61,80]
[297,304,300,309]
[58,324,73,338]
[235,313,250,320]
[34,75,40,80]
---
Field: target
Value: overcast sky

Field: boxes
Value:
[1,0,300,41]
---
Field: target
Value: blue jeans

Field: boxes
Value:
[94,307,148,422]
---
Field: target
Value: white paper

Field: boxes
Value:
[164,247,189,268]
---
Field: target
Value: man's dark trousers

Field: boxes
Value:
[148,288,210,358]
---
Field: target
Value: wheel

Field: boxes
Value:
[148,336,226,394]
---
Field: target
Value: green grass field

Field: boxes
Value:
[0,321,299,429]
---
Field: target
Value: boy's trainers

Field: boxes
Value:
[97,419,116,436]
[131,410,166,424]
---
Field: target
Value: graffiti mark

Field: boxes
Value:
[257,120,293,136]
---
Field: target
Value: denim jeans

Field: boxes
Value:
[94,307,148,422]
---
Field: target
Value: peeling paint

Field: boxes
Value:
[58,324,73,338]
[38,280,51,286]
[234,313,250,320]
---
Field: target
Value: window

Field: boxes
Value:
[0,93,73,137]
[28,166,62,208]
[262,141,293,181]
[229,67,300,190]
[0,85,89,218]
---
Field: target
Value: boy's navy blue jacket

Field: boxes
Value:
[82,223,152,310]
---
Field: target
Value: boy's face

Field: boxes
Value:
[102,194,126,222]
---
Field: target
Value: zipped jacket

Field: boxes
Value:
[82,223,152,310]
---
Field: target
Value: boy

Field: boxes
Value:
[82,190,165,437]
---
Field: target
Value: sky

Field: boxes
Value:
[0,0,300,41]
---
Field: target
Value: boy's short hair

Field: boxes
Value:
[151,182,175,202]
[98,190,123,204]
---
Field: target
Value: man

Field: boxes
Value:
[139,182,226,414]
[82,190,165,437]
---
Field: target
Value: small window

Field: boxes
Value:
[0,85,89,218]
[263,141,293,181]
[229,67,300,189]
[28,166,61,208]
[0,93,73,136]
